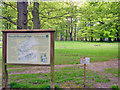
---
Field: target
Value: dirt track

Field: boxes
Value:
[7,59,118,74]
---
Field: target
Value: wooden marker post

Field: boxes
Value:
[84,63,86,88]
[80,57,90,88]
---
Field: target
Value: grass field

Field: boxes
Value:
[55,41,118,65]
[0,41,118,64]
[0,41,119,88]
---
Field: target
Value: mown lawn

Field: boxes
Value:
[55,41,118,65]
[0,41,118,64]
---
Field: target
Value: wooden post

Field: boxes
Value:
[84,64,86,88]
[50,32,55,88]
[2,33,8,88]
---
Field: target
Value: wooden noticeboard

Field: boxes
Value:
[2,29,55,88]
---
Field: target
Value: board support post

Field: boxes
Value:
[2,32,8,88]
[50,32,55,89]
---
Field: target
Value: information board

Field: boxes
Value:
[7,33,50,64]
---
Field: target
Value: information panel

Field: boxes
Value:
[7,33,50,64]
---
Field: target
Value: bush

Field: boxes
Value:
[111,85,119,90]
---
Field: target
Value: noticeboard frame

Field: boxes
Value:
[2,29,55,89]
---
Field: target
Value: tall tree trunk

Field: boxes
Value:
[60,26,63,41]
[68,22,70,41]
[17,1,28,29]
[65,25,68,41]
[32,2,40,29]
[65,30,68,41]
[77,31,79,41]
[69,17,73,41]
[117,33,119,42]
[114,38,117,42]
[60,34,63,41]
[85,37,87,41]
[108,37,112,42]
[116,25,119,42]
[100,38,103,42]
[74,24,76,41]
[91,37,93,42]
[91,30,93,42]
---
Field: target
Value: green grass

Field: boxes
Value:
[55,41,118,65]
[0,41,118,65]
[104,68,119,77]
[9,66,111,88]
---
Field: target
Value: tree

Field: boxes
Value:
[17,1,28,29]
[32,2,40,29]
[78,2,120,42]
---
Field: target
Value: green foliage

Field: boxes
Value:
[9,82,60,89]
[111,85,119,90]
[78,2,119,41]
[10,82,30,88]
[1,2,119,41]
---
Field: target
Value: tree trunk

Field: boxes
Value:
[114,38,117,42]
[116,25,119,42]
[68,22,70,40]
[100,38,103,42]
[65,30,67,41]
[74,24,76,41]
[17,1,28,29]
[60,34,63,41]
[69,17,73,41]
[85,37,87,41]
[91,37,93,42]
[117,33,120,42]
[108,37,112,42]
[91,30,93,42]
[32,2,40,29]
[60,26,63,41]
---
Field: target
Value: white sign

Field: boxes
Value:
[80,57,90,64]
[7,33,50,64]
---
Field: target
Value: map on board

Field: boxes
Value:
[7,33,50,64]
